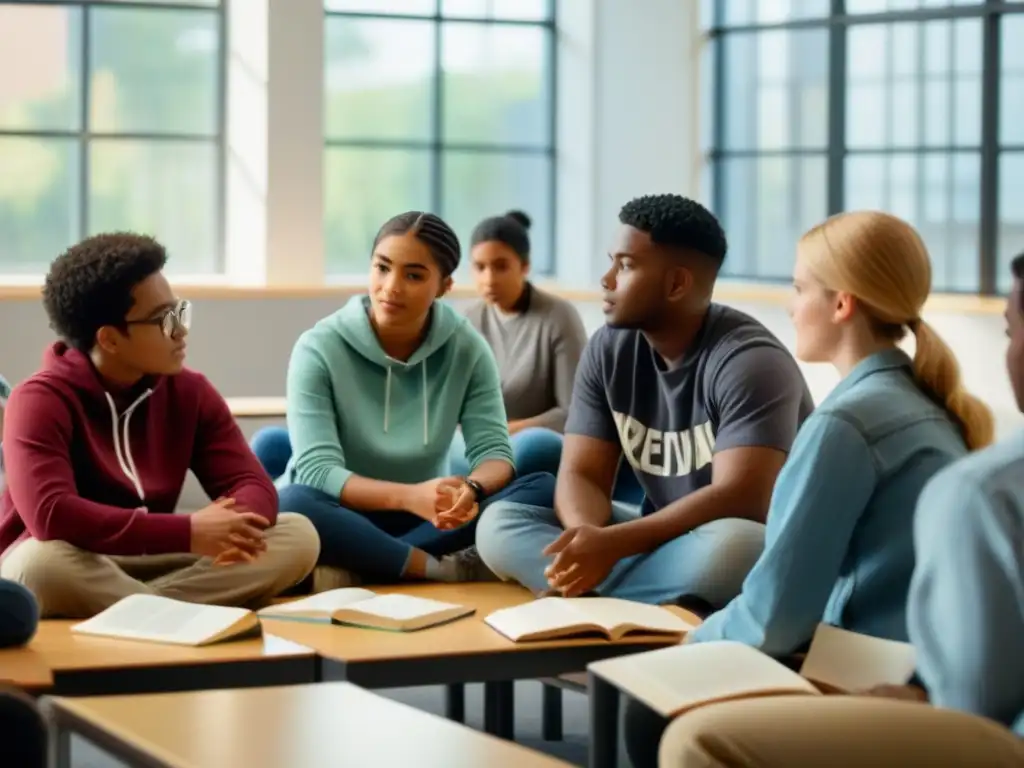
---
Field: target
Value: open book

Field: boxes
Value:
[71,594,261,647]
[485,597,696,643]
[589,624,917,718]
[258,588,475,632]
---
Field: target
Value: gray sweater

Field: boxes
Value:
[463,285,588,433]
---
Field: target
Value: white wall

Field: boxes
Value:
[555,0,702,285]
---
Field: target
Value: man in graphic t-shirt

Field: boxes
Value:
[475,194,814,608]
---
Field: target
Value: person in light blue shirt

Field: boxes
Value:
[686,210,992,655]
[276,211,553,586]
[899,249,1024,741]
[645,252,1024,768]
[624,211,997,768]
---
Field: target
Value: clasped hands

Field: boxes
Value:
[406,477,480,530]
[542,524,621,598]
[190,497,269,567]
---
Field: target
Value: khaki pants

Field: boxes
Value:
[658,696,1024,768]
[0,513,319,618]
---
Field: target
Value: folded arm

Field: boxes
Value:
[689,415,876,655]
[191,376,279,524]
[3,383,191,555]
[286,339,408,511]
[554,434,620,529]
[460,343,515,495]
[556,334,621,528]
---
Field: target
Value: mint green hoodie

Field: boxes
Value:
[279,295,514,498]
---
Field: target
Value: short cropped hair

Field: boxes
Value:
[1012,252,1024,284]
[42,233,167,352]
[619,194,728,267]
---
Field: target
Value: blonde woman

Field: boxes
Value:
[637,251,1024,768]
[623,210,994,767]
[684,210,993,655]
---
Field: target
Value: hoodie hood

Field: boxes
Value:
[325,295,468,444]
[331,295,464,368]
[38,343,165,501]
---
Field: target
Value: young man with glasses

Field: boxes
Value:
[0,233,319,618]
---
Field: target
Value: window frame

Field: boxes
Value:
[705,0,1024,295]
[0,0,228,275]
[322,0,558,277]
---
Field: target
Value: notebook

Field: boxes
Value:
[484,597,696,642]
[71,594,261,647]
[258,588,475,631]
[588,624,917,718]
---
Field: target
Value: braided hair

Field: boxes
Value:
[372,212,462,277]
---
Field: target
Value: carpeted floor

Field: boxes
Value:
[68,681,633,767]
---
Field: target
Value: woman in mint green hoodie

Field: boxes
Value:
[276,211,554,583]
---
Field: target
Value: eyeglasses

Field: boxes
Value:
[125,300,193,339]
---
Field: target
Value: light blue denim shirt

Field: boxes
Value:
[909,430,1024,738]
[690,349,968,656]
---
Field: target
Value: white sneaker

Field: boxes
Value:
[440,547,499,582]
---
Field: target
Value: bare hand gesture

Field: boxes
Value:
[190,498,268,560]
[433,478,478,530]
[543,524,621,597]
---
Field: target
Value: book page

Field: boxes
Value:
[342,594,461,621]
[484,598,585,641]
[571,598,696,635]
[590,642,819,717]
[259,588,377,616]
[72,595,251,646]
[800,624,917,693]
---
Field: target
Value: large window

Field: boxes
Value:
[705,0,1024,294]
[323,0,556,276]
[0,1,224,276]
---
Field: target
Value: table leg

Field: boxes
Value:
[588,675,620,768]
[49,725,72,768]
[445,683,466,723]
[483,680,515,740]
[542,683,563,741]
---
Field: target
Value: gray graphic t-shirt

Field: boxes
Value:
[565,304,814,514]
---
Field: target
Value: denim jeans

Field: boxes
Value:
[250,426,293,481]
[278,472,557,581]
[475,499,765,607]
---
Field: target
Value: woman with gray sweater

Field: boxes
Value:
[451,211,644,503]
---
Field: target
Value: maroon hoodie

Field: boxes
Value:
[0,343,278,557]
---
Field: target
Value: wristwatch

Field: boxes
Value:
[464,478,486,502]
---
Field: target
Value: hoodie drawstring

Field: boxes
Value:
[383,366,392,434]
[104,389,153,503]
[381,362,429,446]
[421,360,428,446]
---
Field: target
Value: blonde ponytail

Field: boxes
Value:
[799,210,994,452]
[910,319,994,451]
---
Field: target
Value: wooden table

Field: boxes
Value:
[263,582,696,740]
[0,646,53,693]
[225,397,287,418]
[30,621,317,696]
[46,682,573,768]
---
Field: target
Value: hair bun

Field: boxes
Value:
[505,210,532,230]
